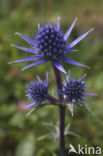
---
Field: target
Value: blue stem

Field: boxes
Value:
[52,65,66,156]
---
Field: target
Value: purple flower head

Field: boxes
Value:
[10,17,93,73]
[58,71,96,106]
[26,73,49,108]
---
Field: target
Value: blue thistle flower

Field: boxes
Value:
[26,73,49,108]
[58,71,96,106]
[10,17,93,73]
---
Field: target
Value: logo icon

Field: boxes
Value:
[68,144,77,153]
[68,144,101,155]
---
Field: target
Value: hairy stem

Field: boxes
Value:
[52,65,66,156]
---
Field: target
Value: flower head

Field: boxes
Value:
[26,73,49,108]
[58,71,96,106]
[10,17,93,73]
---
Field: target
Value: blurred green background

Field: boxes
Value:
[0,0,103,156]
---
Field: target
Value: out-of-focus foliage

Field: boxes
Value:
[0,0,103,155]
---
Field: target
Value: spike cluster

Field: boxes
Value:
[58,72,96,106]
[26,74,49,108]
[35,24,67,59]
[10,17,93,73]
